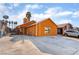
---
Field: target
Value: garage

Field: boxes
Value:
[57,23,73,35]
[57,28,63,34]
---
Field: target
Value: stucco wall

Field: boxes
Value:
[27,25,36,36]
[37,19,57,36]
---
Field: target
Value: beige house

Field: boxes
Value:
[57,23,73,35]
[0,20,8,36]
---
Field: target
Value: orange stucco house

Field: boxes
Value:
[15,12,57,36]
[26,18,57,36]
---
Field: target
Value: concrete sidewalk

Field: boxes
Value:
[0,36,48,55]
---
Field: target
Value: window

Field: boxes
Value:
[45,26,51,33]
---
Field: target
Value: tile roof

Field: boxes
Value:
[16,20,36,28]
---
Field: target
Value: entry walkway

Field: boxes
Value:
[11,35,79,55]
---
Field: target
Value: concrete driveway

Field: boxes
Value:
[11,35,79,55]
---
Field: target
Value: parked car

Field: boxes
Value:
[64,30,79,38]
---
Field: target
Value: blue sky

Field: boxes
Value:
[0,3,79,27]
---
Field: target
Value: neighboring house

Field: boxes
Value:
[0,20,8,36]
[76,27,79,31]
[73,27,79,32]
[57,23,73,35]
[15,12,57,36]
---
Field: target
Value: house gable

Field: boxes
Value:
[38,18,57,28]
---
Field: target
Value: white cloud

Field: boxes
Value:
[45,8,57,14]
[55,11,73,17]
[44,7,63,17]
[0,4,19,24]
[9,4,41,25]
[25,4,42,9]
[0,4,19,21]
[31,7,74,23]
[31,4,40,9]
[45,7,61,14]
[31,13,52,22]
[0,4,75,26]
[59,19,72,24]
[12,6,29,25]
[0,4,11,19]
[25,5,31,9]
[7,3,20,10]
[13,3,19,7]
[18,4,43,23]
[1,4,73,25]
[72,11,79,18]
[8,6,13,10]
[31,7,62,22]
[0,4,7,14]
[44,7,79,19]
